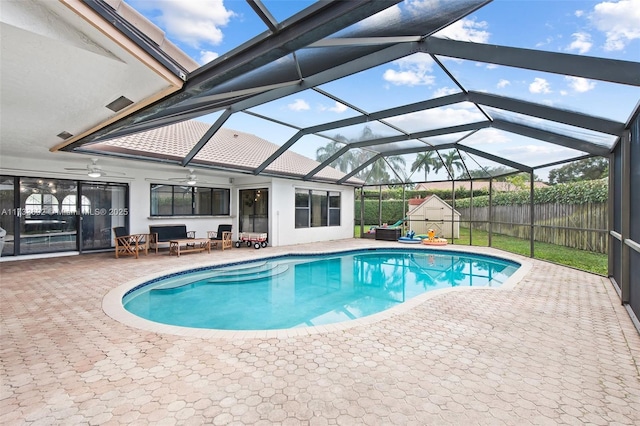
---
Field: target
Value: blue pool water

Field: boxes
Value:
[124,249,519,330]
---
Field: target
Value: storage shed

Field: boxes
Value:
[406,195,460,238]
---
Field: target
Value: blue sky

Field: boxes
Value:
[126,0,640,182]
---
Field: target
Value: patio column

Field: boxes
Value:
[451,179,455,242]
[470,179,473,246]
[489,177,493,247]
[402,184,406,232]
[530,172,535,258]
[621,130,631,303]
[378,185,382,226]
[359,187,365,238]
[608,153,615,277]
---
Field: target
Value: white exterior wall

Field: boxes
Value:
[128,175,235,240]
[1,155,356,254]
[270,179,355,247]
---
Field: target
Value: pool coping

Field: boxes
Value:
[102,245,532,339]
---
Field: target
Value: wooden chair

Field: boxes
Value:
[207,224,233,251]
[113,227,149,259]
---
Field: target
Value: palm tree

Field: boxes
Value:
[384,155,407,179]
[364,159,389,184]
[432,154,445,176]
[365,155,407,184]
[442,150,464,180]
[315,137,352,173]
[410,151,436,182]
[317,126,406,184]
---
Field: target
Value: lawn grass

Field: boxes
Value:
[355,225,607,275]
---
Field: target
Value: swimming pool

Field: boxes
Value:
[122,249,520,331]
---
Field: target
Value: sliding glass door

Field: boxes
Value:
[0,176,128,256]
[0,176,15,257]
[79,182,127,251]
[19,178,78,254]
[239,188,268,234]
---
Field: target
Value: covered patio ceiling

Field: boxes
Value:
[59,0,640,186]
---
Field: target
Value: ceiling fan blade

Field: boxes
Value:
[102,170,126,176]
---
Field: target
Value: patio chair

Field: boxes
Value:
[113,227,149,259]
[207,224,233,251]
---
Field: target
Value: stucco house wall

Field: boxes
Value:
[271,179,355,247]
[1,155,356,258]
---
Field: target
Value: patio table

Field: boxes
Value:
[169,238,211,257]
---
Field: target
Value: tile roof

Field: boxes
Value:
[93,120,362,184]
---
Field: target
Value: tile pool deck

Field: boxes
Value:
[1,239,639,425]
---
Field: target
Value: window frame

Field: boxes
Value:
[150,184,230,217]
[294,188,341,228]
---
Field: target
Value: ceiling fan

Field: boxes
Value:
[168,169,206,186]
[64,158,125,178]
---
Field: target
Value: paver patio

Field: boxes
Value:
[1,239,639,425]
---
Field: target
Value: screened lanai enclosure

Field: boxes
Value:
[58,1,639,323]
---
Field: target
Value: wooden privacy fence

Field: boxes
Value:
[457,203,608,254]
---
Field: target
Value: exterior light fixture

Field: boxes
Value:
[187,179,196,185]
[88,171,102,178]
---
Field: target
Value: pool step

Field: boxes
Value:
[215,261,267,273]
[207,264,289,284]
[213,262,278,277]
[151,262,273,291]
[152,264,289,292]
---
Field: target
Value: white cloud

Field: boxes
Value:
[288,99,310,111]
[497,144,575,164]
[320,102,348,113]
[143,0,235,48]
[566,32,592,54]
[199,50,219,65]
[590,0,640,51]
[385,105,485,133]
[565,76,596,93]
[383,69,435,86]
[432,87,459,97]
[464,128,511,146]
[529,78,552,94]
[536,36,555,48]
[433,18,490,43]
[575,10,585,18]
[383,53,436,86]
[497,79,510,89]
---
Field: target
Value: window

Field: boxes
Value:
[329,191,341,226]
[61,195,91,214]
[295,189,340,228]
[150,184,229,216]
[25,194,59,215]
[295,189,310,228]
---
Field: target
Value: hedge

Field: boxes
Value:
[355,200,405,225]
[360,187,489,201]
[355,179,608,223]
[453,179,607,208]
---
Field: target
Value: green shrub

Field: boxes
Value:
[356,179,607,223]
[453,179,607,208]
[360,187,489,201]
[355,200,405,225]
